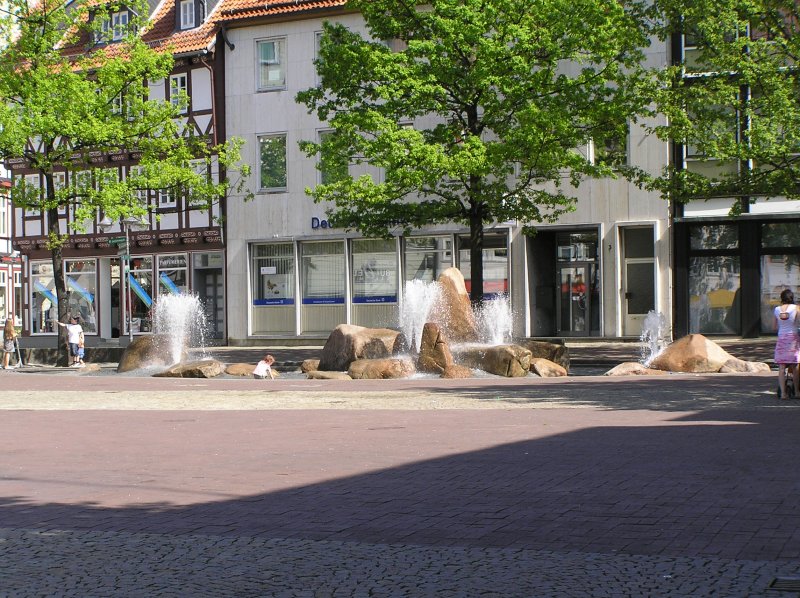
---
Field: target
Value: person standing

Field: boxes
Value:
[774,289,800,399]
[56,316,84,367]
[2,317,16,369]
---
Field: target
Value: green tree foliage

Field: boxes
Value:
[644,0,800,209]
[0,0,249,359]
[297,0,654,301]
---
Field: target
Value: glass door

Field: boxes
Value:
[558,265,589,334]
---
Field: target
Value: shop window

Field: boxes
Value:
[404,236,453,282]
[689,256,741,334]
[760,255,800,334]
[65,259,97,333]
[459,233,509,297]
[128,256,153,334]
[301,241,345,304]
[762,222,800,249]
[157,254,188,297]
[252,243,295,305]
[31,261,57,334]
[689,224,739,250]
[352,239,397,304]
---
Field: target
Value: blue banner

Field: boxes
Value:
[128,275,153,308]
[34,281,57,305]
[159,272,182,295]
[67,277,95,304]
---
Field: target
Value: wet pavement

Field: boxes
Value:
[0,338,797,597]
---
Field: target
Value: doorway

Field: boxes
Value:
[621,226,655,336]
[557,263,598,335]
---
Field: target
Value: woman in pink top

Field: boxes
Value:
[774,289,800,399]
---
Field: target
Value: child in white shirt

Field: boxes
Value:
[253,354,276,379]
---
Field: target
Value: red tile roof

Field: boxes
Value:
[215,0,346,24]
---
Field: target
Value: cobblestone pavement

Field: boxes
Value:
[1,368,800,596]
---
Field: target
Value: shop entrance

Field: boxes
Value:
[557,263,597,335]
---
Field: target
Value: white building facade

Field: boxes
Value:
[218,2,673,345]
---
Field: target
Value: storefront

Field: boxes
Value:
[248,231,509,338]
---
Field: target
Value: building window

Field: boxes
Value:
[257,38,286,90]
[0,271,6,321]
[760,222,800,334]
[157,254,188,297]
[0,194,7,237]
[127,166,149,207]
[179,0,195,29]
[252,243,295,305]
[65,259,97,333]
[31,261,57,334]
[404,236,453,282]
[158,188,175,208]
[170,73,188,113]
[319,130,348,185]
[13,272,21,326]
[301,241,345,304]
[594,123,629,169]
[127,256,154,334]
[112,11,129,40]
[352,239,398,304]
[259,134,287,191]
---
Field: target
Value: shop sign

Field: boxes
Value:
[311,217,332,230]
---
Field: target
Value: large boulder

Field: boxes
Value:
[649,334,734,373]
[530,357,567,378]
[605,362,669,376]
[520,340,570,372]
[430,267,479,343]
[226,363,256,377]
[718,358,771,374]
[301,359,320,373]
[153,359,225,378]
[417,322,454,374]
[348,358,416,379]
[318,324,404,371]
[306,370,353,380]
[456,344,531,377]
[117,334,187,373]
[441,364,473,379]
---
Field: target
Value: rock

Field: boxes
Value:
[226,363,256,377]
[648,334,734,373]
[430,267,479,343]
[417,322,454,374]
[153,359,225,378]
[485,345,532,377]
[441,364,473,379]
[718,358,771,373]
[605,362,669,376]
[530,358,567,377]
[306,370,353,380]
[318,324,404,371]
[301,359,320,373]
[347,358,416,379]
[77,363,102,374]
[117,334,187,373]
[520,340,570,372]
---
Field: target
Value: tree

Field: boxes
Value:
[643,0,800,209]
[297,0,654,302]
[0,0,249,363]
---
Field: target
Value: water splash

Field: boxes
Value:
[640,310,670,366]
[475,295,513,346]
[152,293,209,365]
[399,280,442,352]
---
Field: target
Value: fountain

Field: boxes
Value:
[475,296,513,346]
[399,279,443,352]
[152,293,210,365]
[640,310,670,367]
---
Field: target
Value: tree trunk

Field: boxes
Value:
[46,194,69,367]
[468,205,484,305]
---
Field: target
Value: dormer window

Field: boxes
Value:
[179,0,194,29]
[94,9,131,43]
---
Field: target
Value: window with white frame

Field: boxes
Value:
[13,272,21,326]
[180,0,195,29]
[158,188,175,208]
[22,174,40,215]
[128,166,149,207]
[170,73,188,113]
[259,134,287,191]
[257,38,286,90]
[112,11,129,41]
[0,194,7,237]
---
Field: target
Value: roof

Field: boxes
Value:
[216,0,346,25]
